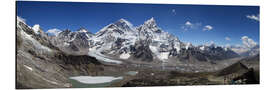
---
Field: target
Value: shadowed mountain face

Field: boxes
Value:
[51,28,94,55]
[217,62,249,76]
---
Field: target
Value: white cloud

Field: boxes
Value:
[203,25,213,31]
[225,37,231,41]
[246,14,259,21]
[241,36,257,48]
[229,36,258,55]
[181,21,201,31]
[46,28,62,36]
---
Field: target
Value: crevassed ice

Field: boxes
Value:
[88,48,122,64]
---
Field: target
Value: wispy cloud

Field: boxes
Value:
[203,25,213,31]
[246,14,259,22]
[181,21,201,31]
[225,37,231,41]
[172,9,176,15]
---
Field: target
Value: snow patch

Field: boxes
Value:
[78,29,88,33]
[200,46,205,51]
[69,76,123,84]
[149,45,159,54]
[32,24,40,34]
[24,65,33,71]
[185,43,191,50]
[119,53,130,59]
[64,42,70,46]
[157,52,170,61]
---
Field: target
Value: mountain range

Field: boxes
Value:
[17,16,259,65]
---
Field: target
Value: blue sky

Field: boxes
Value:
[16,1,259,46]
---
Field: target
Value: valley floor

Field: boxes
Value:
[67,58,259,88]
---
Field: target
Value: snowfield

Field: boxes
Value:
[69,76,123,84]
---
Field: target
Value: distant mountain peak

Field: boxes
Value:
[144,17,157,27]
[137,17,162,33]
[77,27,88,33]
[118,18,129,23]
[114,18,134,30]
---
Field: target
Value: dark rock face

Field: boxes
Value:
[51,28,93,55]
[131,39,153,62]
[202,46,239,60]
[177,45,240,63]
[178,48,208,62]
[232,68,259,84]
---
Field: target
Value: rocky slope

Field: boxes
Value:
[51,28,94,55]
[16,17,103,89]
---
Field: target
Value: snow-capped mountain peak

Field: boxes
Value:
[114,18,134,31]
[118,18,134,28]
[78,27,88,33]
[97,18,134,36]
[143,17,157,29]
[137,17,162,33]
